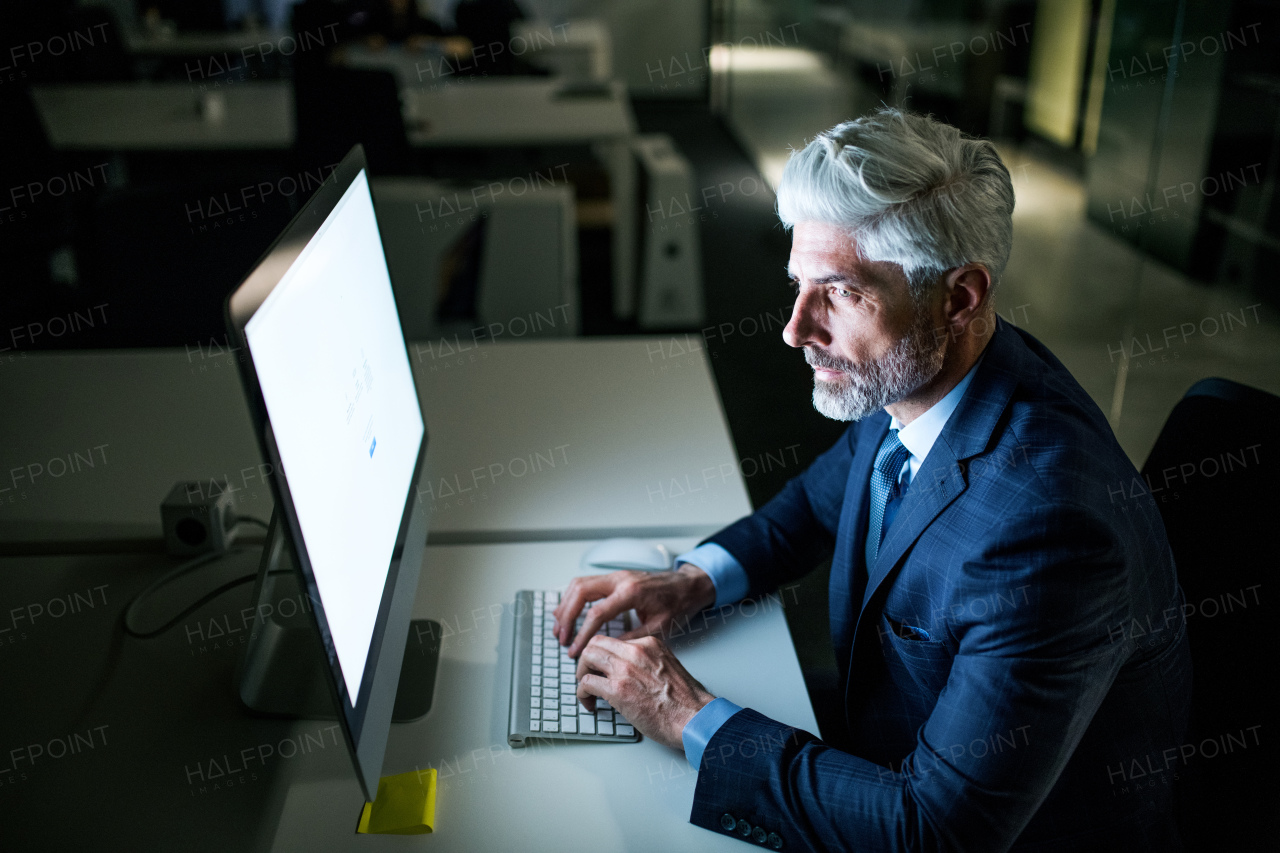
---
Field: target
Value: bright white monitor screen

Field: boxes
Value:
[245,170,424,701]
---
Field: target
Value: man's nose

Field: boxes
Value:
[783,287,829,348]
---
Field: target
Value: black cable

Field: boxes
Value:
[121,543,288,639]
[78,545,277,726]
[123,566,290,639]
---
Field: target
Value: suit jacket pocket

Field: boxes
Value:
[882,613,953,697]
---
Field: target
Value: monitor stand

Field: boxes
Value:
[236,510,439,723]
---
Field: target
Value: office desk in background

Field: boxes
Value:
[343,19,613,88]
[0,338,748,547]
[30,78,640,319]
[123,19,613,82]
[29,81,294,151]
[29,78,634,151]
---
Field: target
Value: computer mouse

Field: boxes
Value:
[580,538,673,572]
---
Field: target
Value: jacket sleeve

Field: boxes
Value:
[703,424,857,600]
[689,502,1136,852]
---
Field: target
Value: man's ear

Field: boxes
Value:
[942,264,992,336]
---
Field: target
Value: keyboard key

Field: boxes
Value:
[598,699,612,710]
[542,699,558,710]
[546,592,559,604]
[544,721,559,732]
[616,724,635,737]
[530,720,541,731]
[531,675,541,686]
[614,714,629,726]
[598,721,614,736]
[579,715,595,735]
[531,665,541,676]
[596,709,613,722]
[542,688,557,699]
[561,716,577,734]
[541,709,558,721]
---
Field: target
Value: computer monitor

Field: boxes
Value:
[224,145,430,801]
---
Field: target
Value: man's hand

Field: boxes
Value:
[552,564,716,658]
[575,634,715,750]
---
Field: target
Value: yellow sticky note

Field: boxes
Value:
[356,768,437,835]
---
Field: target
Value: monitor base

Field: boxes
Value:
[237,512,439,723]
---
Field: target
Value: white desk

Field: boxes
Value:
[413,338,749,541]
[125,28,288,58]
[0,538,817,851]
[270,538,817,852]
[30,78,633,151]
[402,78,632,146]
[30,82,294,151]
[0,337,749,547]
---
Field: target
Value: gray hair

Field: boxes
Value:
[776,108,1014,297]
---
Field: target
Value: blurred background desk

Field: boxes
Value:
[29,77,639,321]
[30,82,293,151]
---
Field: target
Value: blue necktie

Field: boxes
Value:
[865,429,911,568]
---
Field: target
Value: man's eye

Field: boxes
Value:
[834,287,854,298]
[787,279,800,294]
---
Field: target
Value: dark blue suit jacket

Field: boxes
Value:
[691,321,1192,852]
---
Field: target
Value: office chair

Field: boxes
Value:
[1141,378,1279,851]
[293,67,415,176]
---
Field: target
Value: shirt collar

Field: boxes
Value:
[889,350,986,476]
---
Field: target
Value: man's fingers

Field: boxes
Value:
[575,634,625,681]
[568,595,623,657]
[554,575,612,645]
[619,617,664,642]
[576,673,611,713]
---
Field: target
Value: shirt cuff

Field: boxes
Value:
[674,543,748,608]
[682,697,744,770]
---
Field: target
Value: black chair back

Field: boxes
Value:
[1141,377,1279,850]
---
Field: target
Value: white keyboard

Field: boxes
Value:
[507,590,641,746]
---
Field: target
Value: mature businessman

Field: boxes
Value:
[553,109,1191,851]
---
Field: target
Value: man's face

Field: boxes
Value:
[783,221,947,421]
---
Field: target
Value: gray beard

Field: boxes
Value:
[808,310,946,421]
